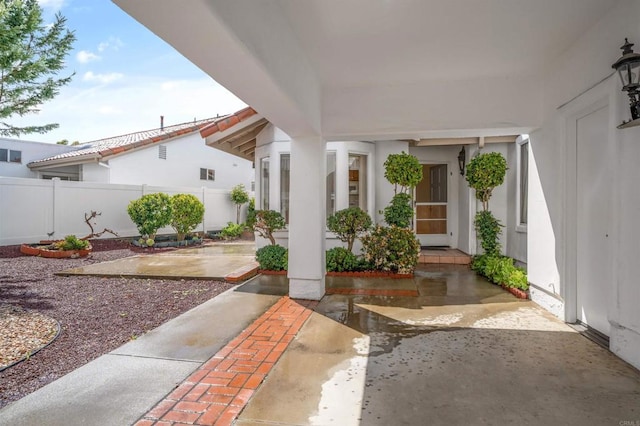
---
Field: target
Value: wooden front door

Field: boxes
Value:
[415,164,449,246]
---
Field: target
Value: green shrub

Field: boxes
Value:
[361,225,420,274]
[465,152,507,211]
[246,198,256,230]
[383,192,413,228]
[230,184,250,224]
[221,222,244,240]
[383,151,423,194]
[475,210,503,256]
[256,244,288,270]
[327,207,372,252]
[326,247,359,272]
[170,194,204,241]
[56,235,89,250]
[127,193,172,239]
[475,254,529,290]
[254,210,286,245]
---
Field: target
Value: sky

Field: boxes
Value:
[11,0,247,144]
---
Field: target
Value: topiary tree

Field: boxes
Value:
[383,151,423,194]
[170,194,205,241]
[256,244,288,270]
[465,152,507,211]
[245,198,256,230]
[383,192,413,228]
[254,210,286,245]
[230,184,250,224]
[327,207,372,252]
[127,193,172,240]
[465,151,507,256]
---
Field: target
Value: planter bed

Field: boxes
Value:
[327,271,413,278]
[500,284,529,299]
[131,237,203,249]
[20,243,92,259]
[258,270,413,278]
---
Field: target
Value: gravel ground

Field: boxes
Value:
[0,242,234,409]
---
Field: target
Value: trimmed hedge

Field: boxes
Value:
[471,254,528,290]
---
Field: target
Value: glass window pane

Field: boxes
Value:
[9,150,21,163]
[200,168,207,180]
[348,154,367,211]
[416,164,447,203]
[326,152,336,218]
[520,142,528,224]
[280,154,290,223]
[0,149,7,162]
[260,157,270,210]
[208,169,215,181]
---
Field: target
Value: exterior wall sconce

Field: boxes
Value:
[612,38,640,128]
[458,146,466,175]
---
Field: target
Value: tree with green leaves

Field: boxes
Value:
[383,151,423,194]
[0,0,75,137]
[465,152,507,211]
[230,184,250,224]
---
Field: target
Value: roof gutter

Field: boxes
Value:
[28,153,102,170]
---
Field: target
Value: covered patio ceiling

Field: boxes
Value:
[114,0,620,141]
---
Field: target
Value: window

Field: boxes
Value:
[348,154,367,211]
[9,150,21,163]
[200,168,215,181]
[517,137,529,230]
[260,157,270,210]
[158,145,167,160]
[326,152,336,218]
[280,154,290,223]
[0,149,21,163]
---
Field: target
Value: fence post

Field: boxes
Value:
[51,178,60,239]
[201,187,206,235]
[141,184,147,196]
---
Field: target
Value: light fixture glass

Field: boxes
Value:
[612,38,640,124]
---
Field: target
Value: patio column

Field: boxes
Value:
[288,136,326,300]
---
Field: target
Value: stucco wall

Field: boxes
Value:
[530,0,640,368]
[103,132,253,190]
[0,138,76,178]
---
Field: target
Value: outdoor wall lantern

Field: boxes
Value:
[612,38,640,128]
[457,146,466,176]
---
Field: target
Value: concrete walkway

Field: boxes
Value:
[1,265,639,425]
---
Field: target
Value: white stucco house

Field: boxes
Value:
[25,114,254,190]
[115,0,640,370]
[200,107,526,264]
[0,138,77,179]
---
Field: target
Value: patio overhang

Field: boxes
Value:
[200,108,267,163]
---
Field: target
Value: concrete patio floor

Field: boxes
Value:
[57,241,257,281]
[1,263,639,425]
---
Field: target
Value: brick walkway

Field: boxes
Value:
[135,296,317,426]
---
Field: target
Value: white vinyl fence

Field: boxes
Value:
[0,177,242,246]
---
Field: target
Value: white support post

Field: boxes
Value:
[288,136,326,300]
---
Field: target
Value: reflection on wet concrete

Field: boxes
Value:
[235,274,288,296]
[238,265,640,426]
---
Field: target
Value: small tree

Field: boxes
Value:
[327,207,372,252]
[170,194,205,241]
[465,152,507,211]
[230,184,250,224]
[127,193,172,240]
[465,152,507,256]
[383,192,413,228]
[253,210,286,245]
[383,151,423,194]
[0,0,76,136]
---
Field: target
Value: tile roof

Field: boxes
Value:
[28,116,227,166]
[199,106,257,138]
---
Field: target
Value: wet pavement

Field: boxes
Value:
[2,262,639,425]
[56,241,256,280]
[237,265,640,426]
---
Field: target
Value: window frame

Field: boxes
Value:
[199,168,215,181]
[516,136,529,233]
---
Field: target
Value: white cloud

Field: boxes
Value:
[76,50,100,64]
[10,77,247,143]
[83,71,124,84]
[98,37,124,52]
[98,106,122,115]
[38,0,66,11]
